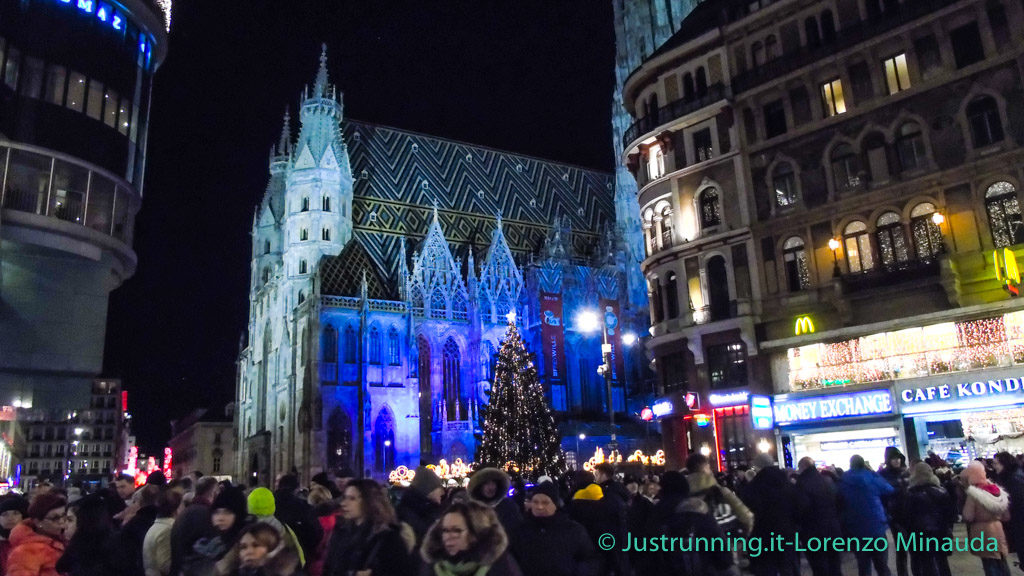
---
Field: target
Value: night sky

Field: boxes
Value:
[102,1,617,451]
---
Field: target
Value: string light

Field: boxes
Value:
[387,458,476,486]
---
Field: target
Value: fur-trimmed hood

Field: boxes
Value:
[467,468,511,507]
[420,517,509,566]
[967,484,1010,515]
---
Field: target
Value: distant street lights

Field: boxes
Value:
[577,310,617,451]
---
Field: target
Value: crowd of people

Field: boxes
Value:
[0,449,1021,576]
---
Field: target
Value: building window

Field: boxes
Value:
[66,71,85,111]
[666,273,680,319]
[323,326,338,363]
[442,338,461,418]
[212,457,221,473]
[707,342,747,389]
[986,181,1022,248]
[988,2,1011,49]
[693,129,713,162]
[86,79,103,120]
[765,35,779,60]
[896,122,926,171]
[875,212,911,269]
[848,62,874,103]
[883,54,911,94]
[262,267,271,284]
[805,16,821,47]
[831,144,862,192]
[821,78,847,116]
[699,188,721,229]
[910,203,944,260]
[299,260,308,274]
[966,96,1004,148]
[683,72,695,101]
[322,228,331,241]
[44,64,66,105]
[323,196,331,211]
[844,221,874,273]
[369,327,381,365]
[344,326,357,364]
[763,100,787,138]
[695,67,708,98]
[301,197,309,212]
[772,162,798,208]
[263,240,271,255]
[950,23,985,68]
[660,204,674,248]
[300,228,308,241]
[647,143,665,180]
[789,86,812,125]
[650,281,663,323]
[751,41,765,67]
[387,327,401,365]
[783,236,810,291]
[914,35,943,79]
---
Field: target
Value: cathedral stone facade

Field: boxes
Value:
[235,49,649,485]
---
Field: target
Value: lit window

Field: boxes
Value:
[86,79,103,120]
[66,72,86,112]
[875,212,910,269]
[647,143,665,179]
[843,221,874,273]
[783,236,810,291]
[986,181,1021,248]
[821,78,846,116]
[883,54,911,94]
[772,162,798,207]
[118,96,131,135]
[103,88,119,128]
[694,129,713,162]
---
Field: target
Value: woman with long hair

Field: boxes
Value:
[322,479,413,575]
[420,501,521,576]
[56,493,133,576]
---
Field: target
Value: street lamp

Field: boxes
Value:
[622,332,637,347]
[576,433,586,467]
[932,212,948,253]
[828,237,841,278]
[577,310,617,451]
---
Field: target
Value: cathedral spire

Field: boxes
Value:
[314,43,329,99]
[276,108,291,157]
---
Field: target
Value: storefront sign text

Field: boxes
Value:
[899,378,1024,413]
[652,400,674,418]
[709,391,750,406]
[773,389,894,425]
[751,395,774,429]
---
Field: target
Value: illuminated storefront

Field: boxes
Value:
[707,390,758,472]
[773,387,904,469]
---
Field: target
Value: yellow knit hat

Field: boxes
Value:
[573,483,604,501]
[247,487,276,516]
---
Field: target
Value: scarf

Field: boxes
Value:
[433,559,490,576]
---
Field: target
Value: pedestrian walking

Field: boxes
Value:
[839,454,895,576]
[994,452,1024,572]
[880,447,910,576]
[795,457,843,576]
[322,478,413,576]
[893,462,955,576]
[508,481,598,576]
[962,461,1012,576]
[741,453,802,576]
[467,468,523,535]
[6,493,67,576]
[419,501,522,576]
[686,453,754,536]
[397,465,445,546]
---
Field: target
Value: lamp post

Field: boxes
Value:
[828,237,841,278]
[931,211,947,253]
[576,433,585,468]
[577,310,617,452]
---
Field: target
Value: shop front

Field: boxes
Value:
[896,366,1024,462]
[773,386,904,469]
[707,389,760,472]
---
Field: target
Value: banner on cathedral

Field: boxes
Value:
[600,298,626,383]
[540,293,566,384]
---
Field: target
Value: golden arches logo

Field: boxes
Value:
[995,248,1021,296]
[794,316,815,335]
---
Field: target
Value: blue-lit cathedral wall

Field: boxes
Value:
[235,50,650,484]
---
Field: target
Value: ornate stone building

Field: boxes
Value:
[236,49,650,484]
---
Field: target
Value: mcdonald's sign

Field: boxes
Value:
[795,315,815,335]
[994,248,1021,297]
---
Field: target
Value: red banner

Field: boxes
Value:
[540,293,566,383]
[600,298,626,384]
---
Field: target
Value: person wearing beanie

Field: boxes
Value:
[961,460,1012,576]
[247,487,307,570]
[568,473,631,576]
[7,492,67,576]
[509,481,598,576]
[396,465,444,548]
[272,474,322,568]
[1,494,29,574]
[467,468,522,535]
[839,454,895,576]
[740,453,801,576]
[794,457,842,576]
[893,462,955,576]
[879,446,910,576]
[185,485,250,576]
[994,451,1024,572]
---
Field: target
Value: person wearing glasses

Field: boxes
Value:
[6,493,67,576]
[420,501,521,576]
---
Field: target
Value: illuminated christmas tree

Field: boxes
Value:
[477,316,565,479]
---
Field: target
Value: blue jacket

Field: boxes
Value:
[838,468,895,538]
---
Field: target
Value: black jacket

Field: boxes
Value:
[272,489,323,562]
[120,505,158,576]
[637,492,734,576]
[509,512,598,576]
[741,466,803,539]
[567,494,630,576]
[171,502,214,576]
[397,489,443,545]
[894,483,956,537]
[57,529,135,576]
[997,468,1024,553]
[322,521,413,576]
[795,467,843,539]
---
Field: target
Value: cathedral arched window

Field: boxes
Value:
[299,260,308,275]
[322,326,337,363]
[443,338,461,419]
[344,326,356,364]
[369,327,382,365]
[322,228,331,241]
[300,228,308,241]
[430,289,446,319]
[387,327,401,365]
[323,196,331,212]
[699,188,721,229]
[452,291,468,318]
[301,197,309,212]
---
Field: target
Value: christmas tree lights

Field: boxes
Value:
[477,318,565,479]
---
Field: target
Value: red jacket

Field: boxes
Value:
[6,520,65,576]
[307,512,338,576]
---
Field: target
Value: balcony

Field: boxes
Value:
[731,0,961,94]
[840,258,940,293]
[623,83,726,150]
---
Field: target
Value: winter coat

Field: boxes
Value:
[143,518,174,576]
[272,489,323,563]
[996,468,1024,554]
[880,465,909,528]
[509,512,598,576]
[6,520,65,576]
[795,466,843,539]
[170,502,214,576]
[122,505,158,576]
[2,535,13,575]
[626,494,655,535]
[687,470,755,534]
[306,506,337,576]
[567,491,629,576]
[963,484,1010,559]
[56,529,135,576]
[467,468,523,535]
[838,467,895,538]
[635,492,735,576]
[322,520,414,576]
[420,515,522,576]
[397,487,444,545]
[895,484,956,540]
[740,466,802,539]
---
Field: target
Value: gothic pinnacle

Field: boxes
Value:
[277,108,291,156]
[314,43,329,98]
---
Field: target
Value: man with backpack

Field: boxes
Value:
[684,453,754,537]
